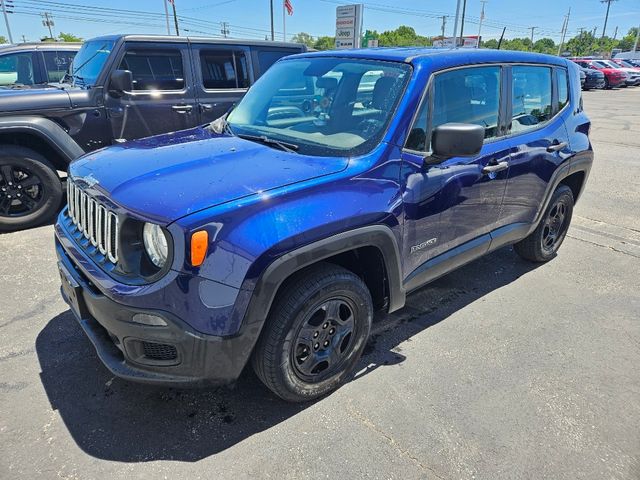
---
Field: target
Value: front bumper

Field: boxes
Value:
[584,77,605,89]
[55,229,256,387]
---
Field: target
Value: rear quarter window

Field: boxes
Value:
[511,66,552,133]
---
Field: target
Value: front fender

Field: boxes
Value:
[0,115,85,163]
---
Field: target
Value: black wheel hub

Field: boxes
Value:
[0,165,44,217]
[541,200,567,253]
[292,298,356,381]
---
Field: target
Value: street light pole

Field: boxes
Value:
[529,26,536,50]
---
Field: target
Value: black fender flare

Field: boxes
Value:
[0,116,85,165]
[242,225,406,332]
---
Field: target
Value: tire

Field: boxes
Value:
[604,78,610,89]
[514,184,574,263]
[0,146,64,232]
[252,263,373,402]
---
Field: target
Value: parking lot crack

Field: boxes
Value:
[346,400,447,479]
[567,234,640,259]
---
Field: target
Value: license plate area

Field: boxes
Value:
[58,261,89,319]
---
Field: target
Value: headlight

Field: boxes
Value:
[142,222,169,268]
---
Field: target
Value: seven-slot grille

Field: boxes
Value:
[67,178,119,264]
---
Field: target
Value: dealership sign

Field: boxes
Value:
[432,36,480,48]
[335,4,363,49]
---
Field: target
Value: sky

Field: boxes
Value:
[3,0,639,44]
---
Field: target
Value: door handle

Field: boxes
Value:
[481,161,509,175]
[172,104,193,113]
[546,141,568,153]
[200,103,215,112]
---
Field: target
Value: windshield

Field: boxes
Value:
[70,40,114,87]
[226,57,410,157]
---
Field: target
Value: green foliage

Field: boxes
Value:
[312,36,334,50]
[58,32,83,42]
[378,25,431,47]
[291,32,315,48]
[0,35,7,44]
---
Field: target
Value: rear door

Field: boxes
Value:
[0,51,39,87]
[104,42,198,140]
[40,49,77,83]
[499,65,571,226]
[190,44,252,124]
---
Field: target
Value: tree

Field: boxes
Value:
[0,35,7,44]
[291,32,315,48]
[378,25,430,47]
[58,32,83,42]
[313,36,335,50]
[533,38,556,54]
[481,38,499,49]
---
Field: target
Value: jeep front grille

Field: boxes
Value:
[67,179,118,264]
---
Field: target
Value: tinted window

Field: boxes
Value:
[43,50,76,82]
[406,97,429,151]
[0,53,34,86]
[119,49,184,91]
[432,66,501,141]
[200,50,249,89]
[511,66,552,133]
[557,68,569,111]
[256,48,297,76]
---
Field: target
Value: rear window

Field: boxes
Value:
[557,68,569,111]
[0,52,34,86]
[200,50,249,89]
[511,66,552,133]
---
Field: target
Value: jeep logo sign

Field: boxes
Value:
[335,4,363,49]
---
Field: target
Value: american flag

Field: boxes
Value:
[284,0,293,15]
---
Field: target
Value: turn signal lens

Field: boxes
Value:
[190,230,208,267]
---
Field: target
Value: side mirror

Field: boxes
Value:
[427,122,485,163]
[109,69,133,96]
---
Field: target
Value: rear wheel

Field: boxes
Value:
[0,146,64,232]
[252,263,373,402]
[514,185,574,263]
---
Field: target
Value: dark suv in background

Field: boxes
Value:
[0,35,305,231]
[0,42,80,88]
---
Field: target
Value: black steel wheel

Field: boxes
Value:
[252,263,373,402]
[514,184,574,262]
[0,146,63,232]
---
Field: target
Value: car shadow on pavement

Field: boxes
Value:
[36,245,541,462]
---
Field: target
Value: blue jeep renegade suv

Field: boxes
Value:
[55,48,592,402]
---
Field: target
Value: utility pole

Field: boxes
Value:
[21,34,26,42]
[459,0,468,46]
[601,0,617,38]
[612,26,618,40]
[440,15,447,40]
[592,27,597,37]
[269,0,274,41]
[170,0,179,36]
[529,26,536,50]
[452,0,462,46]
[41,12,54,39]
[0,0,13,44]
[220,21,229,38]
[163,0,171,35]
[557,7,571,56]
[476,0,487,48]
[634,24,639,52]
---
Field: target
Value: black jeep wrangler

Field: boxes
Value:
[0,34,305,231]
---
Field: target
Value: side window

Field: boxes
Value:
[406,96,429,151]
[256,48,297,77]
[43,50,76,82]
[511,66,552,133]
[557,68,569,111]
[119,49,184,91]
[200,50,249,89]
[432,66,501,141]
[0,52,34,86]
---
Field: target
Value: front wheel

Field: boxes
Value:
[0,146,64,232]
[514,184,574,263]
[252,263,373,402]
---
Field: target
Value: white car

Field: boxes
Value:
[598,60,640,86]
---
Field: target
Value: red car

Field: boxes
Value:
[612,58,640,71]
[572,59,627,88]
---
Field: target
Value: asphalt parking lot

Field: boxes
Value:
[1,87,639,480]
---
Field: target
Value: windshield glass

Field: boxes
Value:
[70,40,114,87]
[226,57,410,157]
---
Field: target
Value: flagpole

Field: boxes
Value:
[282,0,286,41]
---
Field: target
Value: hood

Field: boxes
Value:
[70,127,349,224]
[0,87,71,111]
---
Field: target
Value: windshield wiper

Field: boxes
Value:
[208,114,234,136]
[237,134,299,153]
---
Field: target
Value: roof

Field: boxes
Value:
[0,42,82,53]
[289,47,569,68]
[88,34,304,49]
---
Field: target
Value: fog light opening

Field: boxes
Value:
[132,313,168,327]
